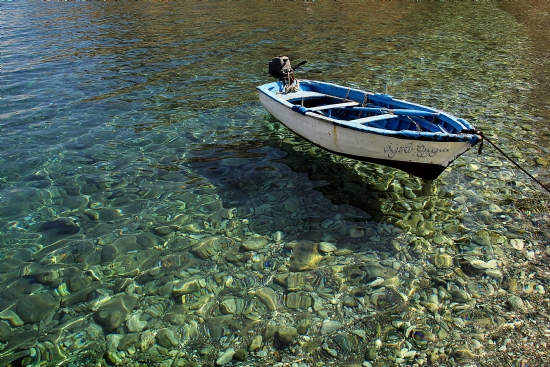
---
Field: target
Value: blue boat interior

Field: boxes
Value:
[277,82,468,134]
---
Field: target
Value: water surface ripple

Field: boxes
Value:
[1,2,549,367]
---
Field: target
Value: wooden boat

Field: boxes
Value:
[257,79,482,180]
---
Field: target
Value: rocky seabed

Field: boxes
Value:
[0,156,549,367]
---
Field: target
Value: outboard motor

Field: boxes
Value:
[268,56,307,79]
[269,55,294,79]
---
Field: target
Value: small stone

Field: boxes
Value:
[140,329,155,352]
[484,269,503,281]
[289,241,323,271]
[452,347,475,360]
[233,349,248,361]
[249,335,262,351]
[256,287,279,311]
[241,236,269,251]
[191,236,232,259]
[126,312,147,332]
[38,217,80,235]
[508,296,526,312]
[319,242,337,253]
[0,310,24,327]
[321,320,343,335]
[451,289,471,303]
[365,345,378,361]
[348,227,365,238]
[276,326,298,345]
[363,262,397,280]
[95,294,139,331]
[263,324,278,340]
[220,298,237,314]
[216,348,235,366]
[156,328,179,348]
[153,226,173,236]
[382,276,400,288]
[434,254,453,268]
[510,239,524,250]
[297,318,312,335]
[118,333,140,351]
[106,334,123,351]
[283,197,300,212]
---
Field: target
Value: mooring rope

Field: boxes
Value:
[478,132,550,194]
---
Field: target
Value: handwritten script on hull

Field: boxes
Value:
[384,143,450,158]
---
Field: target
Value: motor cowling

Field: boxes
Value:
[268,55,293,79]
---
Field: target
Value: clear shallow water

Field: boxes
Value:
[1,2,549,367]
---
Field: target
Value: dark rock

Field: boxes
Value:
[365,345,378,361]
[118,333,140,350]
[233,349,248,361]
[100,236,140,262]
[156,328,179,348]
[153,226,173,236]
[94,294,138,331]
[334,333,357,353]
[38,218,80,235]
[297,318,312,335]
[263,324,278,341]
[16,292,59,324]
[60,281,100,307]
[113,278,134,293]
[66,271,92,292]
[276,326,298,345]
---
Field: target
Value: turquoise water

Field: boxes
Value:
[1,2,549,366]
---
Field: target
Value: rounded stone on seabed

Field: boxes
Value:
[272,231,284,243]
[95,294,139,331]
[382,276,400,288]
[141,329,155,352]
[510,239,524,250]
[283,197,300,212]
[249,335,262,351]
[484,269,503,281]
[276,326,298,345]
[289,241,323,271]
[16,292,59,324]
[297,318,312,335]
[348,227,365,238]
[451,289,471,303]
[156,328,179,348]
[233,349,248,361]
[220,298,237,314]
[153,226,173,236]
[126,312,147,333]
[365,345,378,361]
[321,320,343,335]
[216,348,235,366]
[0,309,24,327]
[255,287,279,311]
[319,242,337,253]
[508,295,526,313]
[241,236,269,251]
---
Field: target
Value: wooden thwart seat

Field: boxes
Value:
[281,91,327,100]
[309,101,360,111]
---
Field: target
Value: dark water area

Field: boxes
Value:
[1,2,549,367]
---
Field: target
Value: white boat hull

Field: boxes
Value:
[258,88,478,179]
